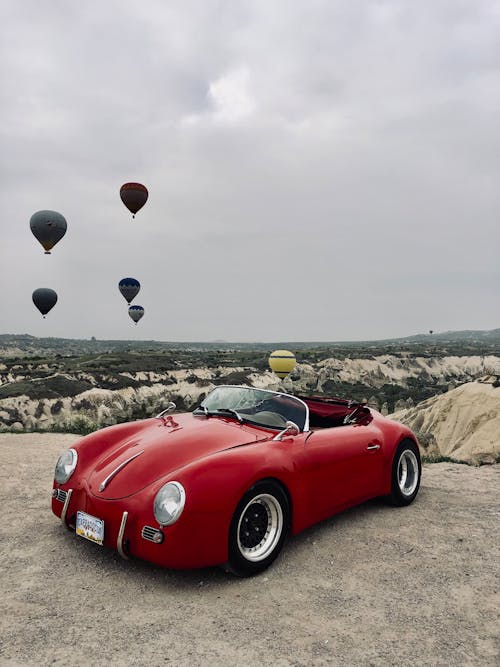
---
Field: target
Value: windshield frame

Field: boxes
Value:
[196,385,310,432]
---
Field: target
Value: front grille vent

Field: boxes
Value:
[141,526,164,544]
[53,488,67,503]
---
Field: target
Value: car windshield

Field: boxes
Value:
[196,386,309,432]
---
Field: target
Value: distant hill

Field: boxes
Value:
[1,328,500,358]
[398,329,500,343]
[328,328,500,345]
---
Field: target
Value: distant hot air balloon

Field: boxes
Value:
[268,350,296,379]
[30,210,67,254]
[429,330,434,335]
[120,183,148,218]
[118,277,140,304]
[32,288,58,318]
[128,305,144,324]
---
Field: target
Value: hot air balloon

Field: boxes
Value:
[429,330,434,335]
[128,305,144,324]
[120,183,148,218]
[30,210,67,254]
[118,277,140,304]
[32,288,58,318]
[268,350,296,379]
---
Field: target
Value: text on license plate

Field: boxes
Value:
[76,511,104,546]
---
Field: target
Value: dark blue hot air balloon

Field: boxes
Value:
[128,305,144,324]
[30,210,67,254]
[32,288,58,318]
[118,277,140,305]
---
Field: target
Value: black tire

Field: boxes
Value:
[388,439,422,506]
[226,480,290,577]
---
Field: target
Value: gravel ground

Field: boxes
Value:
[0,433,499,667]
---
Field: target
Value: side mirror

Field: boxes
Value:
[155,402,176,419]
[273,420,300,441]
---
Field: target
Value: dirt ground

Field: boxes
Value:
[0,433,498,667]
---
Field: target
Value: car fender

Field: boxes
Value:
[372,413,420,493]
[152,436,306,566]
[68,419,159,471]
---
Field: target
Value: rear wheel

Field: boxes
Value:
[227,480,290,576]
[389,439,421,506]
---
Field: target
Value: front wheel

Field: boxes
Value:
[388,439,422,506]
[226,480,290,577]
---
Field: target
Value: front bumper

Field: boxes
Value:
[51,483,227,569]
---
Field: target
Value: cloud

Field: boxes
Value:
[210,67,255,120]
[1,0,500,341]
[184,66,256,125]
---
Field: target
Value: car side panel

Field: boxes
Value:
[299,422,385,522]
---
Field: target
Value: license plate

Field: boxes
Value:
[76,511,104,546]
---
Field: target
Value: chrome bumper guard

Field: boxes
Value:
[60,489,73,527]
[117,511,129,560]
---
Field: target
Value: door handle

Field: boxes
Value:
[367,444,380,451]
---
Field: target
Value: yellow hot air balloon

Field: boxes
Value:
[268,350,296,379]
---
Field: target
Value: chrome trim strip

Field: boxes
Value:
[117,511,129,559]
[60,488,73,527]
[99,450,144,492]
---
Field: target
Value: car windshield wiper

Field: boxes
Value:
[193,406,244,423]
[211,408,244,423]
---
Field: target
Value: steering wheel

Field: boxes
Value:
[252,411,288,428]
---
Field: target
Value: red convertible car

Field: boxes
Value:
[52,385,421,576]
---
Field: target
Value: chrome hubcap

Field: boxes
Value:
[237,494,283,562]
[398,449,419,496]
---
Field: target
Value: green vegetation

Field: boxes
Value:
[421,454,468,465]
[421,453,500,466]
[19,418,98,436]
[44,417,97,435]
[0,376,94,400]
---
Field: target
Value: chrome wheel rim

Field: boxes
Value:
[397,449,419,496]
[237,493,283,562]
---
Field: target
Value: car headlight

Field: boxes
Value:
[154,481,186,526]
[54,448,78,484]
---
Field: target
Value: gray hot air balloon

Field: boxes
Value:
[128,305,144,324]
[32,288,58,318]
[30,210,67,254]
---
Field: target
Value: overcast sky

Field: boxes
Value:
[2,0,499,342]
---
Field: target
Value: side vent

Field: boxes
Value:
[52,488,68,503]
[141,526,164,544]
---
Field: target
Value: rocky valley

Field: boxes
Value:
[1,333,499,464]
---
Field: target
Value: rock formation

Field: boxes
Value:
[390,377,500,464]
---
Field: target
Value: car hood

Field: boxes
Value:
[87,414,264,500]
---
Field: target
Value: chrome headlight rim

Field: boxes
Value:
[153,481,186,527]
[54,448,78,484]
